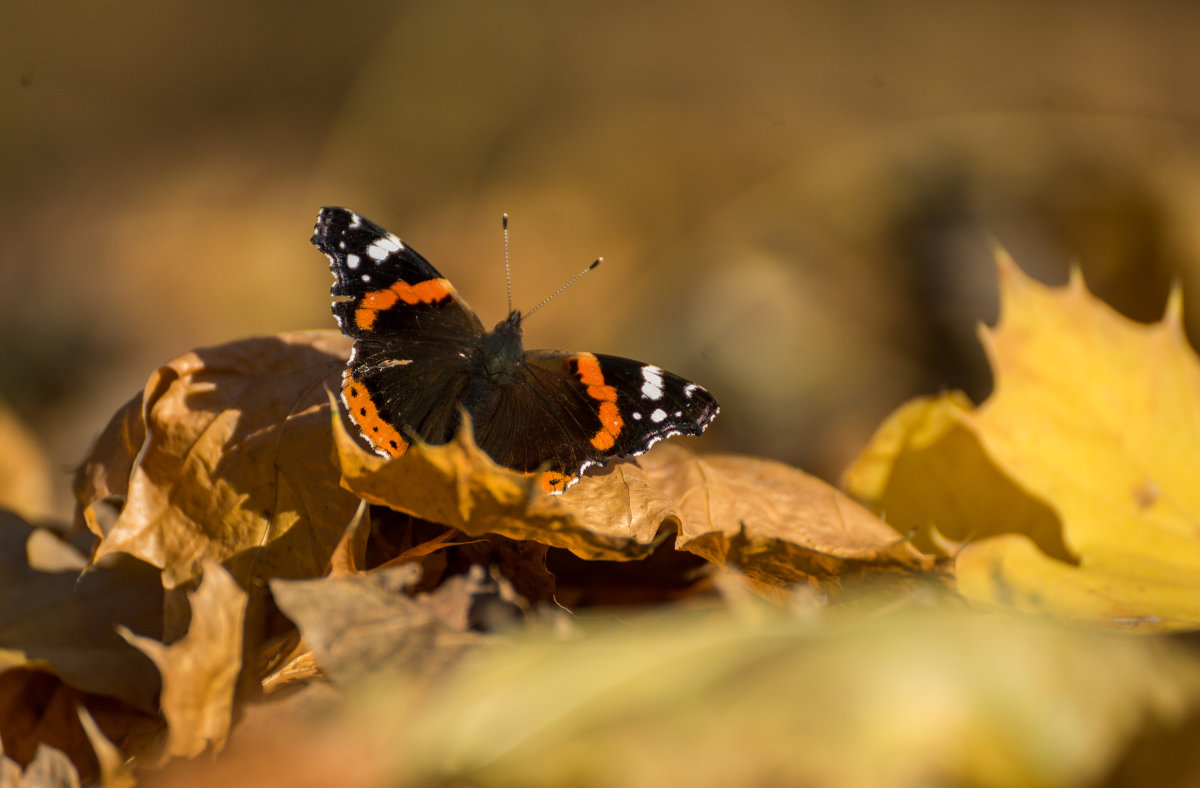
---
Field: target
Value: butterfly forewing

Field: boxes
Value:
[312,206,483,341]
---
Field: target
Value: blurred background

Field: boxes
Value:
[4,0,1200,521]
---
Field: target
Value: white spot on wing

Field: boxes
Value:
[650,408,667,423]
[366,234,403,262]
[346,253,361,269]
[641,365,665,400]
[349,213,363,228]
[361,274,371,282]
[632,412,642,420]
[683,383,699,399]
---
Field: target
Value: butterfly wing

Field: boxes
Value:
[312,206,483,341]
[312,206,486,456]
[473,350,719,491]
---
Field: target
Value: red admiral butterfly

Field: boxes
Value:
[312,206,719,493]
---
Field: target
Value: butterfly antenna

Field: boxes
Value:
[524,257,602,320]
[502,214,513,314]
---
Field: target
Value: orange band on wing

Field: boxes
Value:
[572,353,624,450]
[355,278,453,330]
[342,374,409,458]
[406,278,453,304]
[591,401,623,450]
[574,353,605,386]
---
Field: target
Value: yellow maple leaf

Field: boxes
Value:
[845,249,1200,630]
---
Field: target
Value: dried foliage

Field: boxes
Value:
[2,254,1199,784]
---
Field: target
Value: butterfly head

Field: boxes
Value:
[480,310,526,383]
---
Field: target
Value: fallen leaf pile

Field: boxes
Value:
[2,251,1200,785]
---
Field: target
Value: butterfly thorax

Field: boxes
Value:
[476,309,526,384]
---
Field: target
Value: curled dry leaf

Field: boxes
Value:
[846,251,1200,629]
[0,667,155,785]
[73,392,145,537]
[325,500,370,577]
[270,564,491,685]
[333,408,668,561]
[0,510,163,713]
[638,445,933,587]
[74,332,363,590]
[336,408,931,590]
[0,673,90,780]
[76,706,136,788]
[121,561,248,761]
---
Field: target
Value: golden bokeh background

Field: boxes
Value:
[5,0,1200,518]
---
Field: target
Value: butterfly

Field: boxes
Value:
[312,206,718,492]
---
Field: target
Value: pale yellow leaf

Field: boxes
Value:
[846,251,1200,628]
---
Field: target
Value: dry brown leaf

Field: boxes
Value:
[122,560,248,761]
[260,651,322,696]
[76,706,136,788]
[73,392,145,537]
[76,332,362,590]
[337,410,931,591]
[0,511,163,713]
[0,671,93,780]
[381,529,465,565]
[639,445,934,587]
[0,668,155,785]
[270,564,491,685]
[25,529,90,574]
[326,501,370,577]
[334,407,663,560]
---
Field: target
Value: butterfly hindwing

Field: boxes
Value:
[470,351,719,490]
